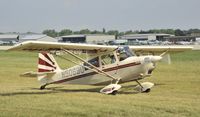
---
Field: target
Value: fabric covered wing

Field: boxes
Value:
[129,46,193,53]
[8,41,192,54]
[8,41,118,53]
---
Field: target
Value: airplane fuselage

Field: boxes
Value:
[48,56,158,85]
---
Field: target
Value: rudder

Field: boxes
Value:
[37,52,61,85]
[38,52,60,72]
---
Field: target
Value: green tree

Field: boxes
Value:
[59,29,72,36]
[118,32,125,36]
[125,30,134,35]
[107,30,119,35]
[91,30,103,34]
[79,29,91,34]
[163,29,175,35]
[107,30,119,38]
[187,29,200,35]
[148,29,175,35]
[73,31,80,34]
[174,29,185,36]
[138,30,149,34]
[42,29,58,37]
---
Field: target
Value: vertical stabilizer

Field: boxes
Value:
[38,52,60,72]
[37,52,61,85]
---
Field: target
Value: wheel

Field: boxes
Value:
[143,88,151,93]
[40,85,46,90]
[111,90,118,95]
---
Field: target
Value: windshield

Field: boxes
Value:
[117,46,134,61]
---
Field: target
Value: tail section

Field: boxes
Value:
[37,52,61,85]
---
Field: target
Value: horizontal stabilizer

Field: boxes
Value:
[20,71,56,78]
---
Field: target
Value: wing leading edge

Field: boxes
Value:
[7,41,118,53]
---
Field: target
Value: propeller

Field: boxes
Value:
[159,50,171,64]
[161,53,171,64]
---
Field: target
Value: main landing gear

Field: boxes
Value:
[100,78,122,95]
[100,84,122,95]
[99,79,154,95]
[135,80,154,93]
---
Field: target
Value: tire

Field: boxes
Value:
[143,88,151,93]
[111,90,118,95]
[40,85,46,90]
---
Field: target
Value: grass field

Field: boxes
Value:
[0,50,200,117]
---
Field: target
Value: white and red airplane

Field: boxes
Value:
[8,41,192,95]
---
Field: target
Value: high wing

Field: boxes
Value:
[129,46,193,54]
[8,41,193,54]
[8,41,117,53]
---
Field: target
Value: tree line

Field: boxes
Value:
[42,28,200,38]
[1,28,200,37]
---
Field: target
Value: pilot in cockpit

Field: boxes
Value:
[117,50,128,61]
[116,46,134,61]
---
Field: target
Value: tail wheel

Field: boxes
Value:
[143,88,151,93]
[40,85,46,90]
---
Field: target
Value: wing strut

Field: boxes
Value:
[62,49,120,82]
[54,53,114,77]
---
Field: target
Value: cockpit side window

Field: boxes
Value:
[84,57,99,69]
[117,52,128,61]
[101,54,116,65]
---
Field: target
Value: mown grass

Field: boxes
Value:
[0,50,200,117]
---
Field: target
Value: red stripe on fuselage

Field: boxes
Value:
[50,62,141,84]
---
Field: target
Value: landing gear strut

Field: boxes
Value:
[40,84,47,90]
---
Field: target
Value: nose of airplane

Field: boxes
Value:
[151,56,162,62]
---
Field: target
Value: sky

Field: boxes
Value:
[0,0,200,33]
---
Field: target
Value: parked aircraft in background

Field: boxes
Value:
[176,41,193,45]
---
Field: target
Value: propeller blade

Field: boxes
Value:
[161,54,171,64]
